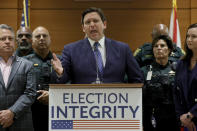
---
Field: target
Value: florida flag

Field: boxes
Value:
[169,0,181,48]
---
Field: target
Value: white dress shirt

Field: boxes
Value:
[0,56,13,87]
[88,36,106,67]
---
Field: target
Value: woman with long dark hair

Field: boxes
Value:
[173,23,197,131]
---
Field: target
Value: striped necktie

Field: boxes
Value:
[93,42,104,80]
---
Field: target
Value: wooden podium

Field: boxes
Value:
[49,83,143,131]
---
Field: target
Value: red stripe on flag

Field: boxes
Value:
[73,120,141,129]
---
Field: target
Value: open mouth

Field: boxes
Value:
[90,30,97,34]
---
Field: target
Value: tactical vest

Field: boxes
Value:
[142,62,176,106]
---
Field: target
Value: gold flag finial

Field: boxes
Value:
[173,0,177,9]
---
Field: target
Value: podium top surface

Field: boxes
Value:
[49,83,143,89]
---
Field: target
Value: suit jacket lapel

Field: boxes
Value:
[180,65,189,101]
[180,62,196,102]
[83,38,97,71]
[104,38,120,72]
[6,56,21,89]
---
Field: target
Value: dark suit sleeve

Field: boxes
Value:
[56,45,72,83]
[125,45,144,83]
[173,61,187,118]
[9,61,36,119]
[190,101,197,118]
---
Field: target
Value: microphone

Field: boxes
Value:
[92,44,102,84]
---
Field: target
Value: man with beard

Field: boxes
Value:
[15,27,33,57]
[25,26,56,131]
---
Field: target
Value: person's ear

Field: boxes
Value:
[103,21,107,29]
[82,25,85,33]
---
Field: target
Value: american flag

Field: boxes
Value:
[21,13,25,27]
[51,120,140,130]
[20,0,30,27]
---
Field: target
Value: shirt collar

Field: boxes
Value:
[88,36,105,49]
[0,54,14,64]
[34,51,53,61]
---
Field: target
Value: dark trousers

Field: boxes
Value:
[143,105,180,131]
[31,101,48,131]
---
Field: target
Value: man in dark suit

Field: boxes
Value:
[0,24,36,131]
[52,7,143,84]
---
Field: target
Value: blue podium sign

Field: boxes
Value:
[49,84,143,131]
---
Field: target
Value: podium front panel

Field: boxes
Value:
[49,84,142,131]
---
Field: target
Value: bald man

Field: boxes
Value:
[134,24,184,67]
[16,27,33,57]
[151,24,169,40]
[25,26,57,131]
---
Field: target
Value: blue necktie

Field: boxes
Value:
[93,42,104,80]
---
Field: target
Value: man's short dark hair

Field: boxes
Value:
[81,7,106,25]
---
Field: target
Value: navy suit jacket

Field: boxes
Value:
[173,60,197,122]
[58,37,143,84]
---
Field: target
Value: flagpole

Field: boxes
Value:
[22,0,30,28]
[28,0,30,28]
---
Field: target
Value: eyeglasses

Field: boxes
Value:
[0,36,15,42]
